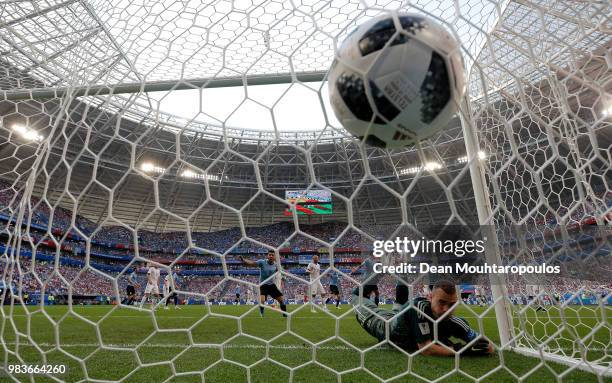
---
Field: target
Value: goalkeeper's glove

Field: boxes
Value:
[454,338,491,356]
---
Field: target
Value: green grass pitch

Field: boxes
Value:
[0,304,609,382]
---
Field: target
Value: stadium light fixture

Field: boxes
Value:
[399,166,422,175]
[423,161,442,171]
[457,151,487,163]
[181,169,197,178]
[12,124,43,142]
[181,169,219,181]
[140,162,165,173]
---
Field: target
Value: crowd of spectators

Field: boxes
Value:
[1,176,610,254]
[1,178,610,305]
[4,254,610,307]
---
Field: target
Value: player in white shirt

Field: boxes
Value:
[140,263,161,309]
[163,274,171,310]
[306,255,328,312]
[474,285,487,307]
[246,286,255,304]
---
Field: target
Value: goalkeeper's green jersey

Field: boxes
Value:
[352,290,478,351]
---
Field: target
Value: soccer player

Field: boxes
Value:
[125,266,139,305]
[163,269,180,310]
[306,255,328,312]
[352,280,494,356]
[246,286,255,304]
[328,269,341,309]
[172,268,181,308]
[234,284,241,305]
[239,250,287,317]
[140,262,161,309]
[474,285,487,307]
[527,284,546,312]
[163,273,171,310]
[351,256,380,306]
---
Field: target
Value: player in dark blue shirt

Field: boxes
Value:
[328,270,341,309]
[123,266,139,306]
[352,280,493,356]
[240,250,287,317]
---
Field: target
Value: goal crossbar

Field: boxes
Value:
[0,71,327,101]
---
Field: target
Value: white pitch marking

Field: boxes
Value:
[2,342,607,353]
[3,342,355,351]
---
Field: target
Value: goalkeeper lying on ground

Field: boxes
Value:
[352,280,494,356]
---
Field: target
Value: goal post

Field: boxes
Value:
[459,98,515,348]
[460,0,611,377]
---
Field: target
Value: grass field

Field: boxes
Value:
[0,304,609,382]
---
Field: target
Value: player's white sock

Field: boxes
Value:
[139,295,147,308]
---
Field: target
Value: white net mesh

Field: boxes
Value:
[0,0,610,382]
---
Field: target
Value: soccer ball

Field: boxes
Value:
[328,12,466,149]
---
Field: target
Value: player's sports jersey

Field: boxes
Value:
[147,267,160,285]
[256,259,277,285]
[128,271,137,286]
[235,286,241,294]
[329,271,339,286]
[163,274,170,287]
[306,262,321,281]
[172,272,180,287]
[353,292,477,351]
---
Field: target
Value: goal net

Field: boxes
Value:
[0,0,610,381]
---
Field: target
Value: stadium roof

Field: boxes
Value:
[0,0,499,88]
[0,0,608,135]
[0,1,609,231]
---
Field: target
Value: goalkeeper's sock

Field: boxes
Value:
[280,303,287,317]
[259,306,264,316]
[374,296,379,306]
[335,299,339,308]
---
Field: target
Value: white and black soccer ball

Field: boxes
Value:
[328,12,466,149]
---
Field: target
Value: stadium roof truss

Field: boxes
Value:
[0,0,609,229]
